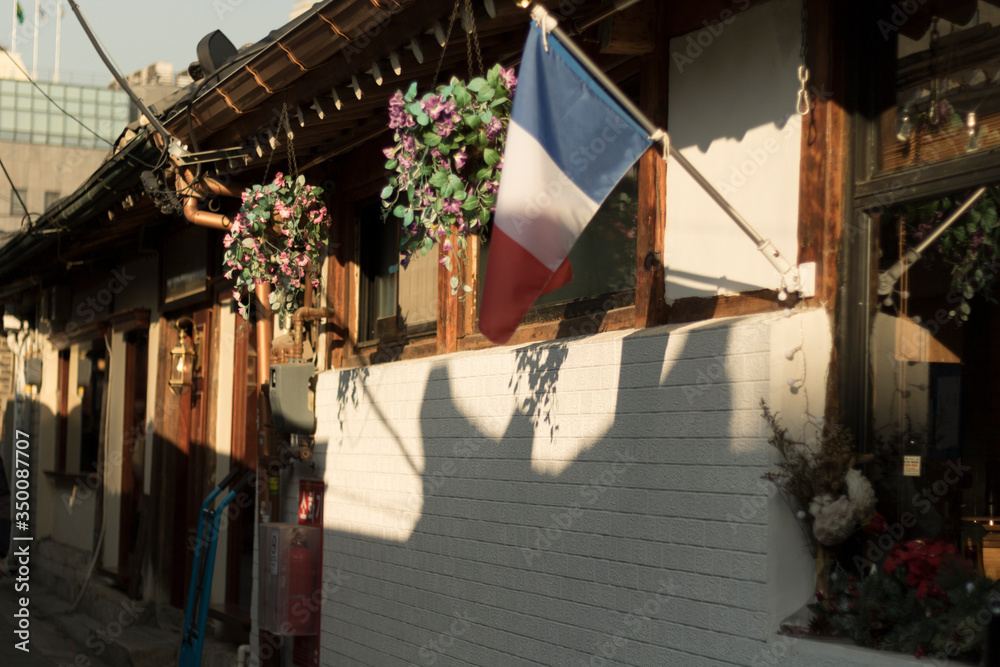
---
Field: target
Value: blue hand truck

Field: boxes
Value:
[178,468,256,667]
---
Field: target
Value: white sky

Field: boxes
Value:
[2,0,297,85]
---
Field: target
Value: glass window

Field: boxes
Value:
[850,4,1000,582]
[44,191,60,211]
[9,189,26,216]
[877,4,1000,174]
[358,200,437,342]
[866,188,999,576]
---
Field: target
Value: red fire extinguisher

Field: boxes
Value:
[288,529,317,634]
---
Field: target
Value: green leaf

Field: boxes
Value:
[424,237,434,250]
[464,113,482,129]
[448,174,464,191]
[454,85,471,107]
[405,81,418,102]
[417,113,431,126]
[385,159,398,170]
[427,171,448,188]
[423,132,442,147]
[483,148,501,167]
[388,264,400,274]
[463,285,473,293]
[477,87,495,103]
[462,197,479,211]
[381,185,395,199]
[404,209,414,225]
[429,171,450,188]
[466,77,487,92]
[393,204,407,218]
[480,110,493,125]
[491,97,509,108]
[449,276,459,289]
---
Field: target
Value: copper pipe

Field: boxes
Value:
[290,307,334,361]
[255,284,274,392]
[179,169,246,230]
[183,196,231,230]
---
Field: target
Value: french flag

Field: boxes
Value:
[479,20,651,344]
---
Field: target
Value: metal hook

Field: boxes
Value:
[796,65,811,115]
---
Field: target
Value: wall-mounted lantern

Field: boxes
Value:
[169,318,196,395]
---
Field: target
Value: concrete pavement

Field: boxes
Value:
[0,563,116,667]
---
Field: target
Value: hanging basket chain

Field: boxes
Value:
[797,3,810,115]
[464,0,484,78]
[433,0,462,87]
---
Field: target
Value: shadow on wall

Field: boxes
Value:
[315,321,775,666]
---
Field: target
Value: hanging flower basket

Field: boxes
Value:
[223,172,332,324]
[380,63,517,292]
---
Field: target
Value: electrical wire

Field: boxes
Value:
[0,153,31,228]
[0,45,169,172]
[0,46,113,148]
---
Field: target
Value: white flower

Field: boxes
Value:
[845,469,876,521]
[809,494,856,546]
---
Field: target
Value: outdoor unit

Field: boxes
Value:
[258,523,321,635]
[270,363,315,434]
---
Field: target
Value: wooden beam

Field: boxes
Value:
[634,1,668,329]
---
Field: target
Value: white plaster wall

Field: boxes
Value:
[665,0,803,302]
[101,329,126,571]
[248,309,932,666]
[211,305,236,606]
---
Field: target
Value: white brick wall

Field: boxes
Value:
[258,310,925,666]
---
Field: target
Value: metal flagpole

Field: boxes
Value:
[30,0,37,78]
[53,0,60,82]
[10,2,16,58]
[529,4,807,295]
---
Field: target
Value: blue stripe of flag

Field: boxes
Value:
[511,23,651,206]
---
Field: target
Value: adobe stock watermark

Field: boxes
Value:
[671,0,753,74]
[248,568,351,667]
[521,449,636,565]
[48,265,136,349]
[877,0,931,41]
[415,609,477,665]
[582,578,680,666]
[61,399,169,515]
[851,460,970,574]
[927,591,1000,666]
[714,83,834,198]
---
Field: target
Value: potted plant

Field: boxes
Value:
[223,172,332,324]
[380,63,517,293]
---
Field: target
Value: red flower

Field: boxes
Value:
[884,540,958,601]
[863,513,889,534]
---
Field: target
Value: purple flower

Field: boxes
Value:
[273,172,286,187]
[401,133,416,154]
[499,67,517,94]
[442,199,461,214]
[388,91,415,129]
[486,116,504,142]
[436,117,456,137]
[421,95,445,120]
[383,146,396,159]
[454,148,467,170]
